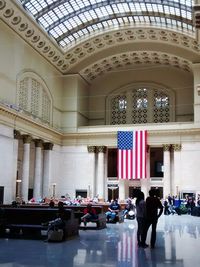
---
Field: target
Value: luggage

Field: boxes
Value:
[47,218,64,242]
[47,228,64,242]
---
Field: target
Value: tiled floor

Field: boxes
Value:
[0,214,200,267]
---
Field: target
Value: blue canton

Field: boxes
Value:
[117,131,133,150]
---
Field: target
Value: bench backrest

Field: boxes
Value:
[67,205,104,214]
[2,208,73,225]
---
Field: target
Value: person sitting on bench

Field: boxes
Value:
[81,203,98,227]
[106,199,120,222]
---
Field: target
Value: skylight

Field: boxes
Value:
[17,0,194,48]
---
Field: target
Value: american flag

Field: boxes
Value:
[117,130,147,179]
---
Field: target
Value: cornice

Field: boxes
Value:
[0,104,62,144]
[61,124,200,140]
[0,0,199,77]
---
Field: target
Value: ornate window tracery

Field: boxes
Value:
[107,85,174,125]
[17,72,52,124]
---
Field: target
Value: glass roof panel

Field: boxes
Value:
[17,0,194,49]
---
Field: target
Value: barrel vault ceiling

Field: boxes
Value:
[0,0,199,83]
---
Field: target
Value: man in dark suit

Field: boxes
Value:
[141,189,163,249]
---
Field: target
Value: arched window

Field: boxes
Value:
[106,84,174,125]
[17,71,52,124]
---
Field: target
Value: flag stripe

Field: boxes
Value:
[117,130,147,179]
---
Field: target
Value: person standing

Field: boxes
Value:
[141,189,163,249]
[136,191,146,247]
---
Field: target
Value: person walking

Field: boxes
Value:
[136,191,146,247]
[141,189,163,249]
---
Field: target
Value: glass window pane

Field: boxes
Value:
[17,0,194,49]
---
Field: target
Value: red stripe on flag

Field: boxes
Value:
[135,131,138,179]
[130,149,133,179]
[140,131,143,178]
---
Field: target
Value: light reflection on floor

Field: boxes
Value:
[0,215,200,267]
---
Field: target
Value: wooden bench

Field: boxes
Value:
[0,207,79,239]
[67,205,107,229]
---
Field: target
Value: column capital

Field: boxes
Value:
[43,142,54,150]
[163,144,171,151]
[96,146,107,153]
[34,139,43,148]
[172,144,182,151]
[22,135,32,144]
[87,146,96,153]
[14,129,21,140]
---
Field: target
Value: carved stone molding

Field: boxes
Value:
[34,139,43,148]
[22,134,32,144]
[163,144,171,151]
[171,144,182,151]
[87,146,96,153]
[43,142,54,150]
[96,146,107,153]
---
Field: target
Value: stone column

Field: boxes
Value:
[171,144,182,197]
[21,135,32,202]
[42,142,54,198]
[33,139,43,200]
[163,144,171,199]
[141,145,150,199]
[118,179,129,201]
[96,146,107,201]
[87,146,97,198]
[13,130,21,200]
